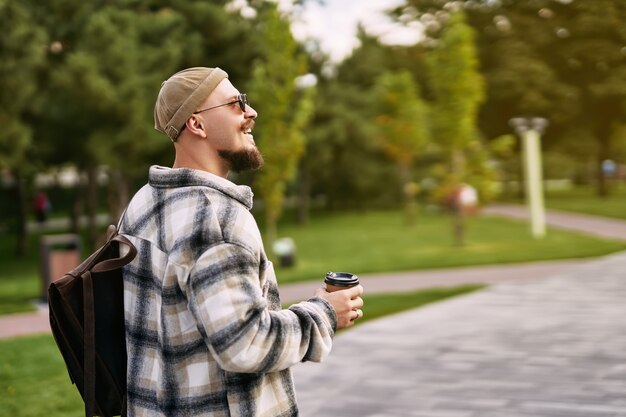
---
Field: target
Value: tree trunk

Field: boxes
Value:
[265,209,278,255]
[593,108,613,198]
[450,149,466,246]
[453,209,465,247]
[70,173,85,234]
[596,161,607,197]
[400,164,416,227]
[108,169,130,222]
[596,154,610,198]
[296,166,310,225]
[86,165,98,250]
[14,172,29,257]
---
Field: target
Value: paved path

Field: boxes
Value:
[293,249,626,417]
[484,204,626,241]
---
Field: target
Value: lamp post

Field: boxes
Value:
[509,117,549,238]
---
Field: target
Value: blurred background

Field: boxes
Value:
[2,0,626,289]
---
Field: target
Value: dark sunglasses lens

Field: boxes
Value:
[239,94,248,111]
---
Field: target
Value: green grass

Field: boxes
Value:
[501,184,626,220]
[2,210,626,314]
[0,284,483,417]
[0,234,45,315]
[355,284,484,325]
[0,334,84,417]
[544,186,626,220]
[272,210,626,283]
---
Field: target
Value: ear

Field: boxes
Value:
[185,115,207,138]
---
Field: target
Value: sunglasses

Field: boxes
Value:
[194,93,248,114]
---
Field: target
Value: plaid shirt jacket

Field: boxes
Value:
[120,166,337,417]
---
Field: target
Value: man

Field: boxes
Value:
[120,67,364,417]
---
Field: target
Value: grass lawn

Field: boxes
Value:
[544,185,626,220]
[0,334,84,417]
[272,210,626,283]
[0,284,483,417]
[2,210,626,314]
[502,184,626,220]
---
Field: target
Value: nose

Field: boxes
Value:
[245,104,257,119]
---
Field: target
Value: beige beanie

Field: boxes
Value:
[154,67,228,141]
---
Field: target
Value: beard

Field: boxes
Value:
[218,146,264,172]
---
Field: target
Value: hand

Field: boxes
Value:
[315,285,364,329]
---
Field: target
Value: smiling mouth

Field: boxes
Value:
[242,120,255,136]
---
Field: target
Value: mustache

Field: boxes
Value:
[242,119,255,131]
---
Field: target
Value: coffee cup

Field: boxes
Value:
[324,271,359,292]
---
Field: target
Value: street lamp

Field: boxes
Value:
[509,117,549,238]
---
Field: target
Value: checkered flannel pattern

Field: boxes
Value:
[120,166,337,417]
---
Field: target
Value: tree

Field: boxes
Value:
[552,0,626,196]
[22,0,257,248]
[0,0,47,255]
[372,70,430,225]
[247,3,315,246]
[300,30,417,215]
[402,0,626,197]
[33,4,185,247]
[426,10,484,245]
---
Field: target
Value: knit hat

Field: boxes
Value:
[154,67,229,141]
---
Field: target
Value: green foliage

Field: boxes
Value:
[248,3,315,242]
[423,9,489,225]
[302,32,413,211]
[303,79,400,210]
[38,5,185,178]
[427,11,484,154]
[404,0,626,197]
[373,70,430,168]
[372,70,430,224]
[0,0,46,170]
[4,0,626,251]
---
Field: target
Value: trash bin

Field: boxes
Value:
[40,234,82,300]
[272,237,296,268]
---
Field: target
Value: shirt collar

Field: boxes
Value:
[148,165,254,210]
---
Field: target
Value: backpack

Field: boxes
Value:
[48,224,136,417]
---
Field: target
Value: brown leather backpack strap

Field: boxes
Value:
[82,270,96,417]
[91,235,137,273]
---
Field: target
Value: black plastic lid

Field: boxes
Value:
[324,271,359,287]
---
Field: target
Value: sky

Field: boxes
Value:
[284,0,424,63]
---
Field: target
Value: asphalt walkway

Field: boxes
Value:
[294,249,626,416]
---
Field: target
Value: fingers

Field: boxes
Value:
[312,284,365,329]
[345,284,364,298]
[351,296,364,310]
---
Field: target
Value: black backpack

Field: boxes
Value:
[48,224,136,417]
